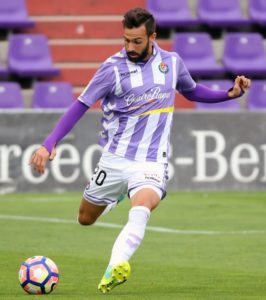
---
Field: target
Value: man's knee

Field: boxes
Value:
[78,198,106,225]
[78,206,97,225]
[77,212,96,226]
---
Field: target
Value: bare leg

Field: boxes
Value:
[131,187,160,210]
[78,198,107,225]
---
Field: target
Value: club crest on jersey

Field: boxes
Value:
[158,62,169,74]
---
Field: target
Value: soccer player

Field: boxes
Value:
[29,7,251,294]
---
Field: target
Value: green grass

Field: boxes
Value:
[0,192,266,299]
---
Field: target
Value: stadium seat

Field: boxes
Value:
[223,32,266,76]
[197,0,250,27]
[172,33,225,77]
[0,0,34,29]
[8,34,60,78]
[0,82,23,108]
[249,0,266,26]
[146,0,198,28]
[247,80,266,110]
[32,81,74,109]
[195,80,240,110]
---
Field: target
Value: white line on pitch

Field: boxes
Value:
[0,214,265,235]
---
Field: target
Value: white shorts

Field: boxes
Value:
[83,151,168,206]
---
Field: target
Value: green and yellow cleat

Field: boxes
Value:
[98,261,131,294]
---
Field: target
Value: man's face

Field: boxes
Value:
[123,24,156,63]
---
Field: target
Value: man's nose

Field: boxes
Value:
[127,42,136,52]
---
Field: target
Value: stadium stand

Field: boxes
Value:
[0,0,34,29]
[32,81,74,109]
[247,80,266,110]
[195,80,241,110]
[0,0,264,110]
[249,0,266,26]
[8,34,60,78]
[0,82,23,108]
[146,0,198,28]
[23,0,147,89]
[26,0,145,15]
[223,32,266,77]
[197,0,250,27]
[172,32,225,77]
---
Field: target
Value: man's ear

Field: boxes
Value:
[150,32,157,42]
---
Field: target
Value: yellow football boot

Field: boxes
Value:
[98,261,131,294]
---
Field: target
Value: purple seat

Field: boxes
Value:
[32,82,74,109]
[0,82,23,108]
[198,0,250,27]
[196,80,240,110]
[0,0,34,29]
[146,0,198,28]
[172,33,225,77]
[8,34,60,78]
[247,80,266,110]
[223,33,266,76]
[249,0,266,26]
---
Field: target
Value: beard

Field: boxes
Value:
[126,41,150,63]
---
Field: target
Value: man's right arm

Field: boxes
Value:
[29,100,89,174]
[29,59,115,174]
[42,100,89,154]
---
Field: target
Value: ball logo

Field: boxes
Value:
[158,62,169,74]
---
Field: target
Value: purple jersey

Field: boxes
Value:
[78,42,196,163]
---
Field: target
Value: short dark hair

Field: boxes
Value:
[122,7,156,36]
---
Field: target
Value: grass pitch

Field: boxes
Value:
[0,192,266,300]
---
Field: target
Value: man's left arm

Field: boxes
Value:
[182,76,251,103]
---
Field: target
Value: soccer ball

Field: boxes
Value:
[18,256,59,294]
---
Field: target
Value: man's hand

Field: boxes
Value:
[29,146,56,174]
[228,75,251,98]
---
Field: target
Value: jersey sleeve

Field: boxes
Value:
[78,61,115,106]
[175,56,196,93]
